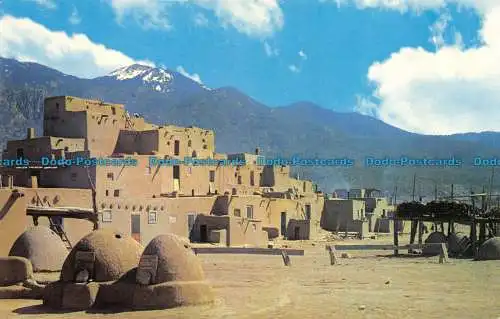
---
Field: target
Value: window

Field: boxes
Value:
[148,211,158,224]
[114,189,120,197]
[111,107,116,115]
[237,175,242,184]
[188,140,192,147]
[173,165,180,179]
[250,171,255,186]
[102,209,112,223]
[234,208,241,217]
[105,190,109,196]
[107,173,114,180]
[246,205,254,219]
[16,148,24,159]
[174,140,180,155]
[209,170,215,182]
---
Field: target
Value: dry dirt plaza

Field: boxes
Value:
[0,236,498,319]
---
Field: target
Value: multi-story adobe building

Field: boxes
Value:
[0,96,324,249]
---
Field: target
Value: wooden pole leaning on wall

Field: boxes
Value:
[439,243,449,264]
[281,250,291,266]
[325,245,338,265]
[393,219,399,256]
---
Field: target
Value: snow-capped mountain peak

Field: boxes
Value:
[108,64,173,92]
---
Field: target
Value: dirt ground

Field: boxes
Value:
[1,236,499,319]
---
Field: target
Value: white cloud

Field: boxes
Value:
[0,15,154,78]
[107,0,284,37]
[193,12,209,26]
[298,50,307,60]
[26,0,56,9]
[109,0,171,30]
[323,0,500,14]
[428,12,451,49]
[69,7,82,25]
[288,64,300,73]
[176,65,203,84]
[264,41,279,57]
[356,6,500,134]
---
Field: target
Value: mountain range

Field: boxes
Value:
[0,57,498,197]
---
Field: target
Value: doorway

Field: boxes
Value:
[294,226,300,240]
[200,225,208,242]
[280,212,287,236]
[131,214,141,243]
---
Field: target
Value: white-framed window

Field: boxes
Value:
[246,205,254,219]
[102,209,112,223]
[148,211,158,224]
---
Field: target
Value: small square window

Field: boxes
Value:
[107,173,114,180]
[102,210,112,223]
[234,209,241,217]
[114,190,120,197]
[148,211,158,224]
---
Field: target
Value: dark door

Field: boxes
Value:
[188,214,196,239]
[280,212,287,236]
[174,140,180,155]
[200,225,208,242]
[294,226,300,240]
[131,215,141,243]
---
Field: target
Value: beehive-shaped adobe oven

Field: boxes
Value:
[9,226,68,272]
[61,229,143,282]
[477,237,500,261]
[447,232,471,256]
[138,234,204,284]
[130,234,214,310]
[422,231,447,255]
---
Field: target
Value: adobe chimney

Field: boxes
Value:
[27,128,35,139]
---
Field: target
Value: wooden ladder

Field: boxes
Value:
[49,218,72,250]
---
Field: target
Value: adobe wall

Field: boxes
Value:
[286,219,310,240]
[228,217,267,247]
[156,126,215,158]
[4,137,52,159]
[40,165,95,189]
[97,196,217,245]
[321,199,366,231]
[0,189,28,256]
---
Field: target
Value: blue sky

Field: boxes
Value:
[0,0,498,134]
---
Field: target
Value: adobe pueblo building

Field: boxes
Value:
[0,96,325,248]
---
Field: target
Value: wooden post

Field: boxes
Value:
[439,243,449,264]
[479,221,486,245]
[281,250,291,266]
[470,220,477,259]
[417,221,423,245]
[409,220,417,253]
[326,245,338,265]
[393,218,399,256]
